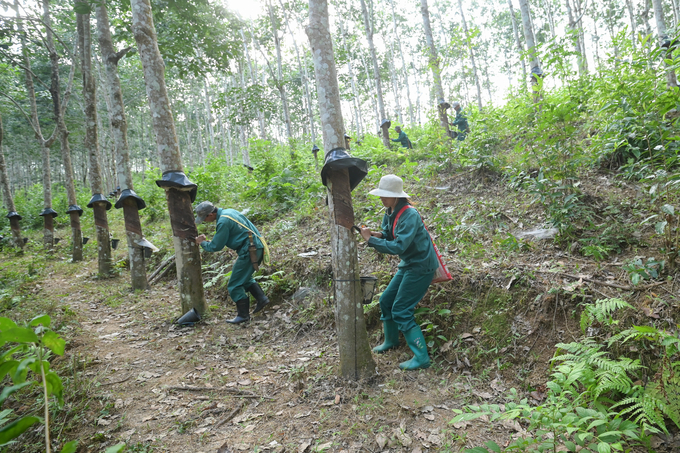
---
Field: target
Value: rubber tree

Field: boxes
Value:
[45,0,83,261]
[95,0,150,290]
[359,0,390,148]
[307,0,376,380]
[518,0,543,102]
[13,0,61,247]
[421,0,452,139]
[389,0,415,125]
[239,29,267,140]
[652,0,678,87]
[0,114,23,248]
[278,0,316,146]
[339,18,363,139]
[457,0,483,111]
[77,6,113,276]
[507,0,528,87]
[268,0,294,155]
[130,0,207,315]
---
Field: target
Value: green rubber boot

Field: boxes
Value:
[372,320,400,353]
[399,326,431,370]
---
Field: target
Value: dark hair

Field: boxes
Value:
[211,207,218,214]
[400,197,413,205]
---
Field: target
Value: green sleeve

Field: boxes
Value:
[201,220,230,252]
[368,211,416,255]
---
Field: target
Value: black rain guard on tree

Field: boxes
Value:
[155,171,198,203]
[39,208,58,218]
[320,149,368,192]
[115,189,146,210]
[67,205,84,217]
[87,193,112,210]
[6,211,22,221]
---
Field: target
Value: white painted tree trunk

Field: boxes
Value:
[307,0,376,380]
[360,0,390,148]
[96,0,149,290]
[130,0,206,315]
[78,7,112,276]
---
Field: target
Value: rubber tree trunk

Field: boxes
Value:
[268,1,294,155]
[130,0,206,314]
[359,0,390,148]
[307,0,376,380]
[45,0,82,261]
[339,19,363,139]
[240,29,267,140]
[278,0,316,145]
[652,0,678,87]
[16,0,56,247]
[388,47,403,125]
[625,0,637,48]
[518,0,542,102]
[0,115,23,248]
[421,0,452,138]
[507,0,528,89]
[96,0,149,290]
[78,8,112,276]
[390,0,415,125]
[203,79,215,156]
[457,0,483,111]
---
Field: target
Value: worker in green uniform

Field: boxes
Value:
[194,201,270,324]
[391,126,412,149]
[451,101,469,141]
[358,175,437,370]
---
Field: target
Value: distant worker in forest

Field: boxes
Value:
[451,102,469,141]
[391,126,413,149]
[194,201,270,324]
[358,175,437,370]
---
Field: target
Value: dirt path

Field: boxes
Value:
[33,262,533,453]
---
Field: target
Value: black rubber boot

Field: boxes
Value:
[226,298,250,324]
[249,282,270,314]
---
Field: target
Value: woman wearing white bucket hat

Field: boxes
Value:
[359,175,438,370]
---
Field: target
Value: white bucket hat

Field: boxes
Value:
[368,175,409,198]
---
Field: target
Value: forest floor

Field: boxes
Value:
[2,164,680,453]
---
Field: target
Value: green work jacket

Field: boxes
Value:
[392,131,411,148]
[452,110,469,132]
[367,200,438,271]
[200,208,263,257]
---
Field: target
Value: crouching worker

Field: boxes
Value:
[194,201,270,324]
[359,175,437,370]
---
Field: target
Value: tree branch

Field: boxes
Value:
[112,46,133,64]
[0,49,51,92]
[0,91,41,139]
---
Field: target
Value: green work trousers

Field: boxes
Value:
[379,268,434,332]
[227,248,263,302]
